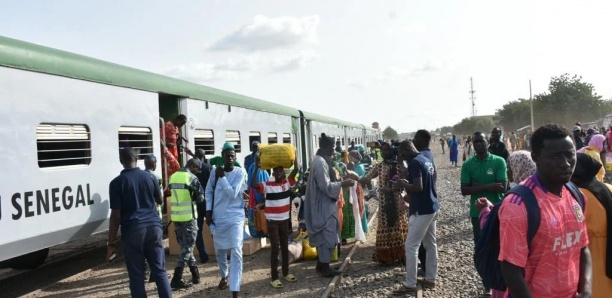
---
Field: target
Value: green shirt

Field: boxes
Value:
[460,153,508,217]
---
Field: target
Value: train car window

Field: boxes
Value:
[225,130,241,153]
[268,132,277,144]
[118,126,153,160]
[194,129,215,156]
[36,123,91,168]
[249,131,261,146]
[313,134,317,148]
[282,133,291,144]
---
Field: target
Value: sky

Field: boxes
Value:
[2,0,612,133]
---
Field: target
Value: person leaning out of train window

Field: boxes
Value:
[169,159,205,289]
[571,153,612,298]
[107,147,172,298]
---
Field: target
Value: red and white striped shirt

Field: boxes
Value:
[255,177,296,221]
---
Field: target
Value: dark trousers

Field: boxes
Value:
[470,217,480,245]
[122,225,171,298]
[195,204,209,261]
[268,219,289,280]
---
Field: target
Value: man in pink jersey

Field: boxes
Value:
[251,154,300,288]
[498,123,592,298]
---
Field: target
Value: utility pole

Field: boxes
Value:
[470,77,476,117]
[530,80,534,131]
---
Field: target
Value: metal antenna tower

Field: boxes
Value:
[469,77,476,117]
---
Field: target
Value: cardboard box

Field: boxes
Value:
[169,224,265,256]
[167,199,215,256]
[167,201,264,257]
[168,222,216,256]
[243,237,267,256]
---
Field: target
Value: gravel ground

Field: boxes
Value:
[15,201,376,298]
[333,146,484,298]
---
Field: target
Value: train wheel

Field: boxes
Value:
[0,248,49,269]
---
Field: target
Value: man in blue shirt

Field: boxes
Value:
[244,140,260,171]
[107,147,171,298]
[393,140,439,295]
[411,129,437,275]
[193,149,212,263]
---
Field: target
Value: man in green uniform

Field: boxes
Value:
[460,131,508,243]
[459,131,507,296]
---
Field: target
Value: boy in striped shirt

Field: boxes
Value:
[252,156,300,288]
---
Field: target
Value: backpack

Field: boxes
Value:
[473,182,585,291]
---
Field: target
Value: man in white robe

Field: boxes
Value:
[205,142,248,298]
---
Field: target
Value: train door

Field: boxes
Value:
[158,94,183,186]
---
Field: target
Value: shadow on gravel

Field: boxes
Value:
[0,245,109,297]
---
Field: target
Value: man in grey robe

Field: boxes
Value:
[305,133,356,277]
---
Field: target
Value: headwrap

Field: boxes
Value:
[341,150,350,165]
[573,152,602,182]
[507,150,536,183]
[572,153,612,278]
[357,145,366,152]
[316,133,338,183]
[587,134,605,152]
[349,150,362,161]
[319,133,335,149]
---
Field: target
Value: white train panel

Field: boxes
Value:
[182,99,293,166]
[0,67,160,261]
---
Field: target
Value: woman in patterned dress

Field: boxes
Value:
[359,142,409,265]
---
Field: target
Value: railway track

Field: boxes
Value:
[319,207,424,298]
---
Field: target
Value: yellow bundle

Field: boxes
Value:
[258,144,296,170]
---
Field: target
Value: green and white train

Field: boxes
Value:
[0,36,380,269]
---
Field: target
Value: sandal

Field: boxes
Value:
[283,273,297,282]
[270,279,284,288]
[218,278,228,290]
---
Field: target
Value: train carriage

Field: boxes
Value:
[0,35,375,268]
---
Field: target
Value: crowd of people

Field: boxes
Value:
[105,114,612,298]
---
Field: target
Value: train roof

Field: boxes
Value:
[300,110,363,129]
[0,35,302,117]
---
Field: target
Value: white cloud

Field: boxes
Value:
[347,59,445,88]
[208,15,320,52]
[163,52,317,83]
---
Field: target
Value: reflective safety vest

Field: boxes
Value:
[169,171,197,222]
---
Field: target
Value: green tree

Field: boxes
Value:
[497,74,612,130]
[382,126,398,139]
[497,99,531,132]
[453,116,496,135]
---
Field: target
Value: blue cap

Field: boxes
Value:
[222,142,235,151]
[145,154,157,160]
